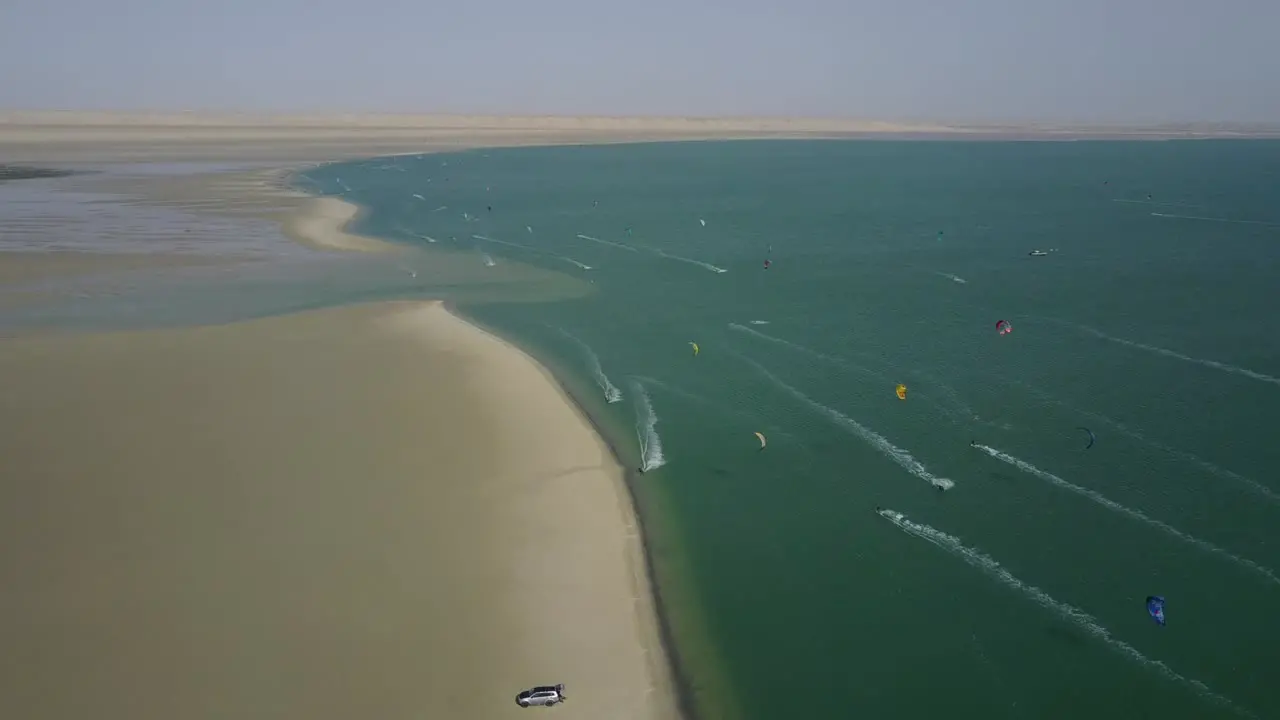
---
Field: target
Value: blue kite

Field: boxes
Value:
[1146,596,1166,627]
[1077,427,1096,449]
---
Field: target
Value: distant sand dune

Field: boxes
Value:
[0,110,948,133]
[0,112,1272,165]
[0,112,945,163]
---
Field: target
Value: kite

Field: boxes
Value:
[1077,427,1096,449]
[1146,596,1166,627]
[754,432,767,450]
[895,384,907,400]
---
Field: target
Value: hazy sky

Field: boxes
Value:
[3,0,1277,123]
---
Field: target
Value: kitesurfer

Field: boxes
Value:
[638,466,646,475]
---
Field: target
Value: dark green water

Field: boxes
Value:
[305,140,1280,719]
[12,141,1280,718]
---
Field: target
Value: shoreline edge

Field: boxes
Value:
[284,165,692,720]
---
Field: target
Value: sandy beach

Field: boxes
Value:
[0,300,677,719]
[0,114,703,719]
[280,196,400,253]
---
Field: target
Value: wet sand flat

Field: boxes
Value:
[0,250,233,284]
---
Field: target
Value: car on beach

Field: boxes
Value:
[515,684,566,708]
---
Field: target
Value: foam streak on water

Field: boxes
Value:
[1071,323,1280,388]
[649,248,727,273]
[631,379,666,471]
[877,508,1254,718]
[730,323,977,427]
[555,328,622,404]
[1112,198,1211,210]
[635,375,798,445]
[1006,378,1278,504]
[743,355,954,490]
[394,223,437,244]
[473,234,591,270]
[973,444,1280,587]
[1150,212,1280,228]
[574,233,638,252]
[729,323,890,382]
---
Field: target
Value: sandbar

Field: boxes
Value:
[281,196,399,253]
[0,300,678,719]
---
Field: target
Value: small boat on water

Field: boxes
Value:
[1028,250,1049,256]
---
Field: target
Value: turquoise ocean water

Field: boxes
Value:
[10,140,1280,718]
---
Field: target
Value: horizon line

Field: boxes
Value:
[2,109,1279,132]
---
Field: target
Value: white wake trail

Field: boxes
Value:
[878,508,1254,718]
[743,356,953,490]
[554,328,622,404]
[631,379,666,471]
[574,233,638,252]
[972,444,1280,587]
[728,323,891,383]
[728,323,975,425]
[1151,212,1280,228]
[1074,324,1280,388]
[472,235,591,270]
[1006,378,1278,504]
[650,248,727,273]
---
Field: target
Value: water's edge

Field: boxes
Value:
[287,158,721,719]
[448,301,702,720]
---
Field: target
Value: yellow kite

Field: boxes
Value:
[690,342,699,356]
[895,384,907,400]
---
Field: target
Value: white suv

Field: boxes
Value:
[515,684,566,708]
